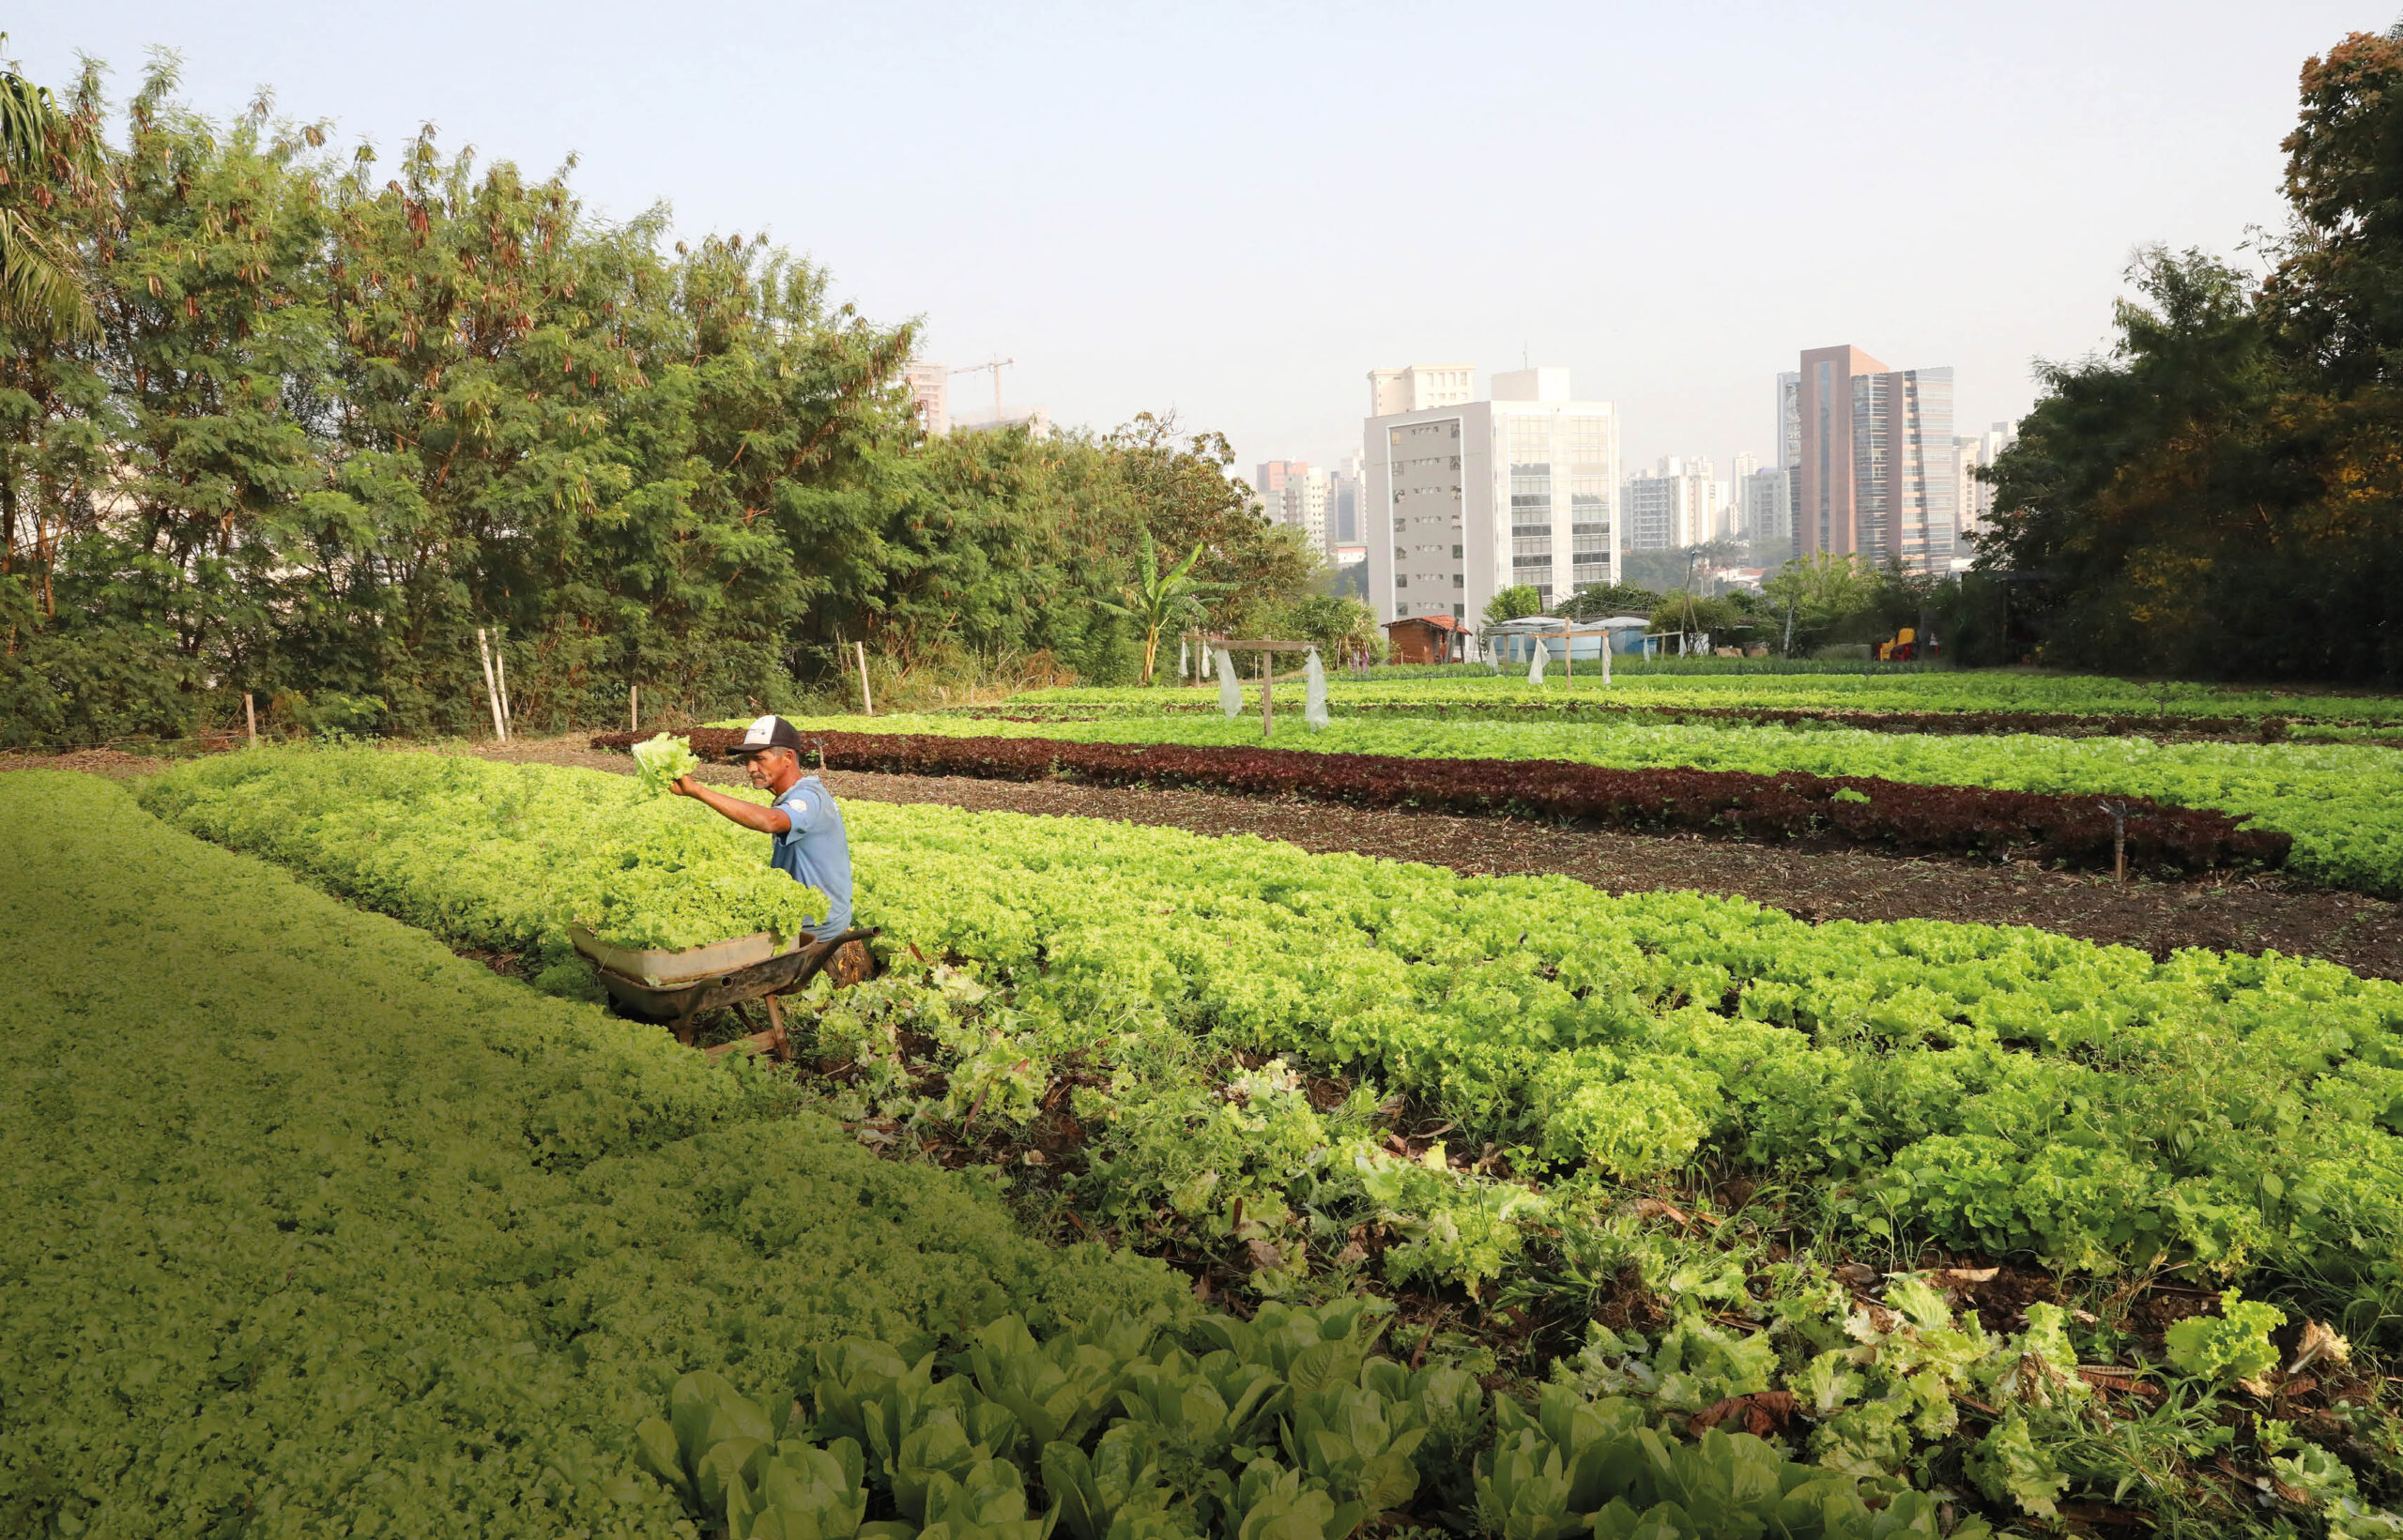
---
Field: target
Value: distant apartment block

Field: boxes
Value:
[1740,466,1793,548]
[1624,456,1727,551]
[904,361,950,437]
[1364,364,1619,628]
[1952,420,2015,552]
[1255,461,1331,552]
[1329,454,1363,545]
[1792,344,1957,575]
[1776,371,1803,560]
[1369,364,1474,417]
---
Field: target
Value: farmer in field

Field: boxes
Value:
[671,715,862,972]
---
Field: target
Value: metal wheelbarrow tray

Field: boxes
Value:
[569,924,881,1055]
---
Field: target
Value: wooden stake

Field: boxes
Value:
[1563,620,1573,680]
[243,691,257,746]
[630,682,639,733]
[494,638,514,739]
[476,628,507,742]
[1260,651,1272,739]
[855,640,874,717]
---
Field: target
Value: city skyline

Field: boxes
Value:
[8,2,2363,503]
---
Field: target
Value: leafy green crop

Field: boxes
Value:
[2163,1292,2288,1385]
[762,710,2403,894]
[632,730,703,795]
[637,1301,1996,1540]
[138,746,826,955]
[1018,670,2403,726]
[144,751,2403,1338]
[0,770,1185,1537]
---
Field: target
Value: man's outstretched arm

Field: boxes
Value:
[671,776,791,834]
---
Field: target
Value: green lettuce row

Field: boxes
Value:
[136,745,824,953]
[1015,671,2403,725]
[140,751,2403,1334]
[759,711,2403,896]
[0,770,1184,1538]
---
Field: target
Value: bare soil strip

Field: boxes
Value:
[17,736,2400,981]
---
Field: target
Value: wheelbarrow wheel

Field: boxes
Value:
[825,938,877,989]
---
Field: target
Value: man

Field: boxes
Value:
[671,715,854,946]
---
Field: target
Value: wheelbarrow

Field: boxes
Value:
[569,924,881,1060]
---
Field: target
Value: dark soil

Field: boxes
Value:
[16,735,2402,981]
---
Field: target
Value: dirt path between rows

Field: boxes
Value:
[17,736,2403,982]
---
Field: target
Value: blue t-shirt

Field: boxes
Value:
[768,776,853,940]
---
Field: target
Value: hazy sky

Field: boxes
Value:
[12,2,2380,480]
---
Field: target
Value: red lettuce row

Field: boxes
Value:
[592,728,2289,877]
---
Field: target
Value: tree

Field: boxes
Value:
[1564,582,1659,619]
[1482,584,1542,626]
[1282,592,1377,658]
[1095,530,1223,684]
[1100,413,1318,638]
[0,46,98,338]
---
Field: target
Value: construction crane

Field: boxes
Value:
[949,356,1014,426]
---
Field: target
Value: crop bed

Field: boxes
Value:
[0,770,1180,1537]
[605,727,2287,878]
[146,750,2403,1317]
[614,698,2329,741]
[125,749,2403,1532]
[1029,671,2403,726]
[752,713,2401,897]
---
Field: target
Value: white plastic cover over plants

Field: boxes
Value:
[1216,647,1242,717]
[1304,648,1328,728]
[1527,636,1548,685]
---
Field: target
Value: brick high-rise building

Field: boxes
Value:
[1791,345,1957,575]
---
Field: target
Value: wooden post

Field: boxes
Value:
[1562,620,1573,681]
[476,628,507,742]
[494,639,514,739]
[243,691,257,746]
[855,640,874,716]
[1260,651,1272,739]
[2095,797,2134,884]
[630,683,638,733]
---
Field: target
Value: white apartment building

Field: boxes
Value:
[1255,461,1332,552]
[1365,365,1619,628]
[1370,364,1474,416]
[1950,421,2014,557]
[1624,456,1719,551]
[1740,466,1793,550]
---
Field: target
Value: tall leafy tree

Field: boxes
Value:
[1982,26,2403,684]
[0,43,98,336]
[0,60,1327,746]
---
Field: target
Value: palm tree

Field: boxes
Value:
[1096,531,1229,685]
[0,52,95,338]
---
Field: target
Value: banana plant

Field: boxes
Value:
[1094,532,1231,687]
